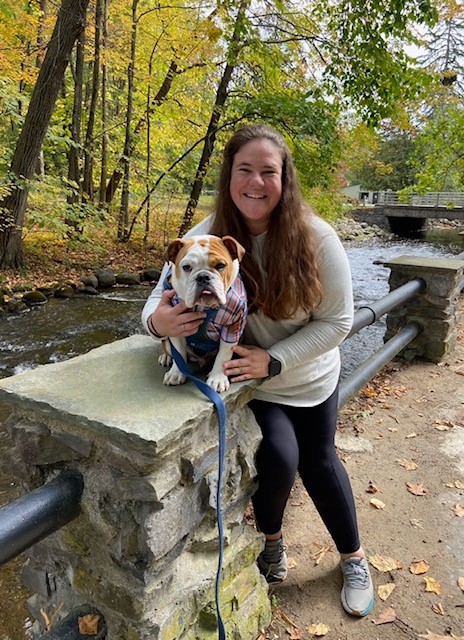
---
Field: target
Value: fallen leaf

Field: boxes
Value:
[458,576,464,592]
[452,503,464,517]
[370,497,386,509]
[431,602,445,615]
[78,613,100,635]
[372,606,396,625]
[287,627,303,639]
[454,480,464,489]
[406,432,418,438]
[378,583,396,601]
[280,611,297,627]
[288,556,298,569]
[406,481,428,496]
[366,481,380,493]
[307,622,330,637]
[423,577,442,595]
[409,559,430,575]
[369,555,403,572]
[397,458,418,470]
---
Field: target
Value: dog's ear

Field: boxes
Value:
[222,236,246,262]
[166,239,184,263]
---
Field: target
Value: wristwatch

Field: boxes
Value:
[267,355,282,378]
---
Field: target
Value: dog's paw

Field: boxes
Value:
[206,373,230,393]
[163,368,186,386]
[158,353,172,367]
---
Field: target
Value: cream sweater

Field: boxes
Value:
[141,214,354,407]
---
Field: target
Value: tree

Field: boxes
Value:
[0,0,90,268]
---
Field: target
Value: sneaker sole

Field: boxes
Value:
[341,592,375,617]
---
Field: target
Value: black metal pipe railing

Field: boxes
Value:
[0,470,83,566]
[348,277,426,338]
[339,321,423,407]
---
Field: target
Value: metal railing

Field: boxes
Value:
[377,191,464,208]
[338,278,426,407]
[0,470,83,566]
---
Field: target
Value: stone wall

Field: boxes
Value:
[385,256,464,362]
[0,336,271,639]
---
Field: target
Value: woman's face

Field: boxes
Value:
[230,138,283,235]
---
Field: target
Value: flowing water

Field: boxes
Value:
[0,227,463,639]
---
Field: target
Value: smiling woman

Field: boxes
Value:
[142,123,375,617]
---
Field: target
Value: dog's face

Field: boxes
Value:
[167,235,245,308]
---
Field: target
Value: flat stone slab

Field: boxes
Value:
[0,335,253,452]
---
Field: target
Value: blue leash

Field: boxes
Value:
[168,341,227,640]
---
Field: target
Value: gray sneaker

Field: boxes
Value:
[341,557,375,616]
[257,536,288,584]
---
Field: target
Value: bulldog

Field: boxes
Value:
[158,234,248,393]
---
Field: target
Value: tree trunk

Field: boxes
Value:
[118,0,138,240]
[98,0,109,208]
[0,0,90,268]
[179,0,249,237]
[66,27,85,218]
[82,0,103,201]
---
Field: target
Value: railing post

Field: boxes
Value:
[385,255,464,362]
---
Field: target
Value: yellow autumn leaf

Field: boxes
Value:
[409,559,430,575]
[308,622,330,637]
[458,576,464,592]
[378,583,396,601]
[369,555,403,572]
[452,503,464,517]
[370,497,386,509]
[423,577,442,595]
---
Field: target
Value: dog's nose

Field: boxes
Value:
[196,273,210,285]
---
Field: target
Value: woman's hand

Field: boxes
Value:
[223,344,271,382]
[148,289,206,337]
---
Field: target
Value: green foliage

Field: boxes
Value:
[305,186,346,222]
[409,97,464,191]
[345,128,417,191]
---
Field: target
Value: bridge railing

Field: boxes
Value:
[378,190,464,208]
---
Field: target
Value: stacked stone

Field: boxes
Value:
[385,256,464,362]
[0,335,271,639]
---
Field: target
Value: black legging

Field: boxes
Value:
[249,386,360,555]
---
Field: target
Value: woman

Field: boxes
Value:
[141,124,374,617]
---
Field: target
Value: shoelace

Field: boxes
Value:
[343,560,369,588]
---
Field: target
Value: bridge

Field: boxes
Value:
[374,191,464,236]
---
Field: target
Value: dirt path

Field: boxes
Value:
[265,299,464,640]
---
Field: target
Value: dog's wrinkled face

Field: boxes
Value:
[168,235,245,308]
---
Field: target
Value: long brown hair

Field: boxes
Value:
[209,124,323,320]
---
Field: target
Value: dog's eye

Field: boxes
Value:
[182,264,192,272]
[215,263,226,271]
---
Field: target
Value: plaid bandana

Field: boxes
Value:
[163,269,248,353]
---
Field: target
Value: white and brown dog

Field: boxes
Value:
[159,234,248,393]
